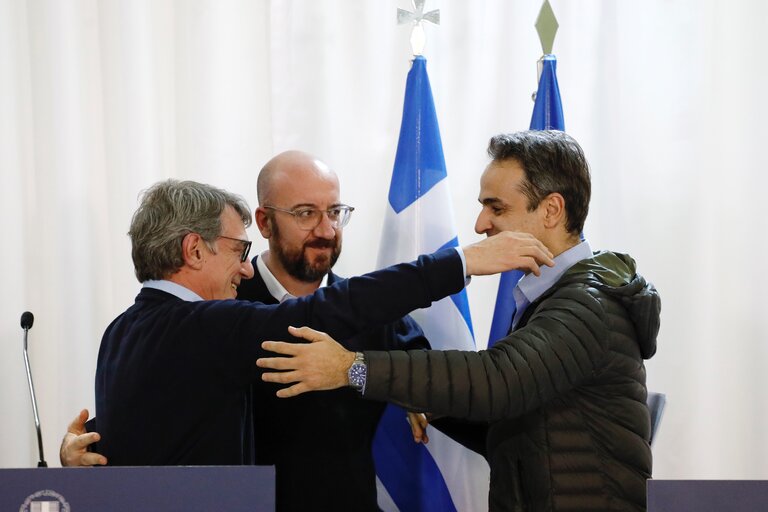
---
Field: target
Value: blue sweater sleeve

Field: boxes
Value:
[198,248,462,373]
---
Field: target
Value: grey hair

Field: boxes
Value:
[129,179,252,282]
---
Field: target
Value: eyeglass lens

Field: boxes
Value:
[294,207,353,230]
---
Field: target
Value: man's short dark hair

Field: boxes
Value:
[488,130,591,234]
[128,179,252,282]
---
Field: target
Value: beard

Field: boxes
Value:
[271,220,341,282]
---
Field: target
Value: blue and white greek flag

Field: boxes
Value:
[487,54,565,347]
[372,55,489,512]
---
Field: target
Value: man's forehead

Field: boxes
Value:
[280,191,340,208]
[483,160,525,183]
[479,160,525,200]
[486,158,524,174]
[272,175,340,207]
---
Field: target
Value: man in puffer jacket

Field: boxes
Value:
[258,130,661,512]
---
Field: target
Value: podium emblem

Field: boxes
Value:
[19,490,70,512]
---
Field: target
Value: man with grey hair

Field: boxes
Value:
[89,178,555,467]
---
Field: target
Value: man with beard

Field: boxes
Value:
[238,150,430,510]
[61,151,431,511]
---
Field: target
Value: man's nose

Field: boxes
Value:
[240,256,255,279]
[474,210,490,235]
[313,212,337,239]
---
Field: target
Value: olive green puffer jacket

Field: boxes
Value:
[363,251,660,512]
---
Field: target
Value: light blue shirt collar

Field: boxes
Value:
[516,239,593,306]
[143,279,204,302]
[511,240,593,330]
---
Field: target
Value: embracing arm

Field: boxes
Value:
[249,232,553,351]
[258,285,609,422]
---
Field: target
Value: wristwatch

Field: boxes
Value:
[347,352,367,393]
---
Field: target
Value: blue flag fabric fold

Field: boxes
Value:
[487,54,565,347]
[388,57,447,214]
[531,55,565,131]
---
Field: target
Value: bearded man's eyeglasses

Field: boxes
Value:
[263,205,355,231]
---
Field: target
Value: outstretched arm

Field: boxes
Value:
[59,409,107,467]
[242,231,553,370]
[258,283,609,423]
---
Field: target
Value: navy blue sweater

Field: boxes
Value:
[95,249,461,466]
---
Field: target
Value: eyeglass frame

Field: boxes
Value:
[217,235,253,263]
[262,204,355,231]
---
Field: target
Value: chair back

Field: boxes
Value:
[646,391,666,445]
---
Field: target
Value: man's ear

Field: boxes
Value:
[542,192,566,229]
[181,232,207,270]
[255,207,272,239]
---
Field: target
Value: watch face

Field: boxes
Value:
[349,363,366,389]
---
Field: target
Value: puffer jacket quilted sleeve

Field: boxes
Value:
[363,281,610,420]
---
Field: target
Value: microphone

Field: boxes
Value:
[21,311,47,467]
[21,311,33,330]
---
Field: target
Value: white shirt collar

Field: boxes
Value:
[142,279,204,302]
[256,251,329,303]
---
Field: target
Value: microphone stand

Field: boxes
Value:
[22,315,47,467]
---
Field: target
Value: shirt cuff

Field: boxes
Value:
[454,247,472,287]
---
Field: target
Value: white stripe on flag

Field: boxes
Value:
[425,429,489,511]
[378,180,459,269]
[378,177,490,511]
[406,287,489,512]
[376,477,399,511]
